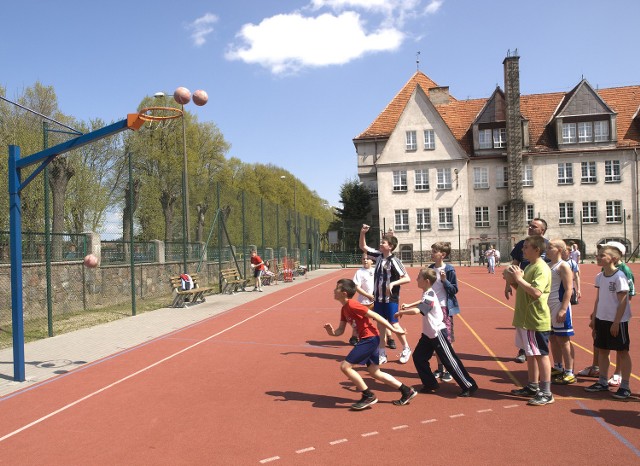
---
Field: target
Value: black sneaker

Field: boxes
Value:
[515,349,526,363]
[441,371,453,382]
[433,369,443,379]
[392,388,418,406]
[510,385,538,397]
[612,387,632,399]
[349,336,359,346]
[387,338,396,349]
[419,385,439,394]
[351,394,378,410]
[584,382,609,393]
[458,384,478,397]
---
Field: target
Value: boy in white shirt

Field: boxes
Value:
[351,255,375,345]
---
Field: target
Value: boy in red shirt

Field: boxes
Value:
[250,250,265,292]
[324,279,417,410]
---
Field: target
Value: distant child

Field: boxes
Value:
[505,235,554,406]
[324,279,418,410]
[584,244,633,399]
[562,245,581,305]
[545,240,576,385]
[359,224,411,364]
[398,268,478,397]
[428,242,460,382]
[250,250,265,292]
[485,245,497,274]
[351,254,375,346]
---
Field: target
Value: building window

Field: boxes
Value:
[405,131,417,151]
[605,160,621,182]
[438,208,453,230]
[393,170,407,192]
[559,202,574,224]
[496,166,508,188]
[522,164,533,187]
[578,122,593,143]
[581,161,597,184]
[423,129,435,150]
[473,167,489,189]
[475,207,490,228]
[562,123,577,143]
[582,201,598,224]
[558,163,573,185]
[594,120,609,142]
[606,200,622,223]
[478,129,492,149]
[436,168,452,190]
[414,169,429,191]
[416,208,431,230]
[526,204,535,223]
[497,205,509,227]
[395,209,409,231]
[493,128,507,148]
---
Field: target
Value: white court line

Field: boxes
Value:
[259,456,280,464]
[477,409,493,413]
[361,431,379,437]
[392,425,409,430]
[295,447,315,454]
[0,284,327,444]
[503,404,520,409]
[329,439,348,445]
[449,414,465,418]
[421,419,437,424]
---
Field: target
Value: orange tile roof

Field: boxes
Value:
[355,71,640,153]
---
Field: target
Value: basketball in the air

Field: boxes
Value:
[173,87,191,105]
[84,254,99,268]
[192,89,208,106]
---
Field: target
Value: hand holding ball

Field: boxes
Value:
[84,254,99,268]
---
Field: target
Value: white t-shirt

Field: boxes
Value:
[431,265,447,307]
[353,267,374,305]
[417,289,445,338]
[569,249,580,263]
[595,269,632,322]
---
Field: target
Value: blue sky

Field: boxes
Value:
[2,0,639,208]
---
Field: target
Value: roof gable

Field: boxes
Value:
[556,79,615,117]
[476,87,506,123]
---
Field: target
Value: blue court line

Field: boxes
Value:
[576,400,640,457]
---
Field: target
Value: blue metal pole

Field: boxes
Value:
[8,145,26,382]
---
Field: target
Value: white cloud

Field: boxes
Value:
[187,13,218,47]
[226,1,442,74]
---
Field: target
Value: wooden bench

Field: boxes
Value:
[293,261,308,277]
[169,273,216,308]
[220,268,249,294]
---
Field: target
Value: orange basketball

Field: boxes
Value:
[173,87,191,105]
[84,254,99,268]
[193,89,208,106]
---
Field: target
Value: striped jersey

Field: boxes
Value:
[365,246,407,303]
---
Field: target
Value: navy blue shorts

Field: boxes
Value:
[346,336,381,366]
[373,301,399,324]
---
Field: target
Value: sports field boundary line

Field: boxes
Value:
[0,278,337,443]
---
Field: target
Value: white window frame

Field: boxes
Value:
[605,160,621,182]
[497,205,509,227]
[475,206,490,228]
[582,201,598,224]
[405,130,417,151]
[606,200,622,223]
[392,170,408,192]
[559,202,574,224]
[558,163,573,185]
[562,123,577,143]
[594,120,609,142]
[414,169,429,191]
[578,122,593,143]
[522,164,533,187]
[423,129,435,150]
[416,208,431,231]
[526,204,535,223]
[436,168,452,190]
[394,209,409,231]
[473,167,489,189]
[496,166,508,188]
[438,207,454,230]
[493,128,506,148]
[581,161,597,184]
[478,129,492,149]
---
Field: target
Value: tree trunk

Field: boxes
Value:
[49,157,74,260]
[160,191,177,243]
[195,203,208,243]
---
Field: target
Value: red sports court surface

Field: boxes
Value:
[0,264,638,464]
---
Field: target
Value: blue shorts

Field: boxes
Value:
[346,336,381,366]
[551,307,574,337]
[373,301,399,324]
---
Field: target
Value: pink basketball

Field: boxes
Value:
[84,254,99,268]
[173,87,191,105]
[192,89,208,106]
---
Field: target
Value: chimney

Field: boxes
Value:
[428,86,450,105]
[503,50,525,237]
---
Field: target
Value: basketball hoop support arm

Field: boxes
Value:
[8,115,142,382]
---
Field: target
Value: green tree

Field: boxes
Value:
[334,179,371,253]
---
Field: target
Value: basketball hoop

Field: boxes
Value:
[128,106,183,130]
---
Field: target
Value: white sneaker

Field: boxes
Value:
[399,347,412,364]
[378,350,387,365]
[608,374,622,387]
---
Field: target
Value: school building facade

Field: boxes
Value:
[353,52,640,263]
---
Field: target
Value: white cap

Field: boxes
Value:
[599,241,626,255]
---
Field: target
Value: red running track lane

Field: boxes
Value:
[0,265,638,464]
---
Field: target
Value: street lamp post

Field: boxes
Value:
[155,88,207,273]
